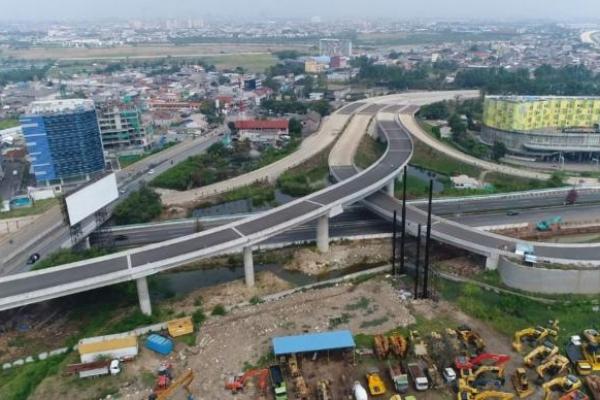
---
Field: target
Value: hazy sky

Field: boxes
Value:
[1,0,599,21]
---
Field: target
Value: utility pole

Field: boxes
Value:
[400,166,408,275]
[414,224,421,300]
[422,180,433,299]
[392,210,398,276]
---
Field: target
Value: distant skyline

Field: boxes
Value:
[1,0,600,22]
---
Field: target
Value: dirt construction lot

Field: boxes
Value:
[28,273,536,400]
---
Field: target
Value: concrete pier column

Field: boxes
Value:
[485,253,500,271]
[317,214,329,253]
[82,237,91,250]
[386,179,395,197]
[136,277,152,316]
[243,246,255,287]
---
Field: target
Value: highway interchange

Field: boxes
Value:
[1,91,600,311]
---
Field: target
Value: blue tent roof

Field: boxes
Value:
[272,330,355,356]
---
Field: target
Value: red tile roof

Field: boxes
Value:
[235,119,288,130]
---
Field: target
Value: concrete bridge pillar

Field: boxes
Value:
[485,253,500,271]
[386,179,395,197]
[243,246,255,287]
[317,214,330,253]
[136,277,152,316]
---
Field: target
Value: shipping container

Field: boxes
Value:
[146,334,173,355]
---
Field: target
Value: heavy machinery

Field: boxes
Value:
[287,354,300,378]
[456,325,486,355]
[513,321,560,353]
[410,330,428,357]
[566,329,600,375]
[269,364,288,400]
[149,369,194,400]
[389,334,408,357]
[388,361,409,394]
[465,366,506,390]
[536,216,562,232]
[560,391,590,400]
[316,379,332,400]
[225,368,269,394]
[536,355,570,382]
[524,341,559,367]
[366,368,387,396]
[375,335,390,359]
[458,378,514,400]
[542,375,582,400]
[585,375,600,400]
[455,353,511,373]
[511,368,534,398]
[294,376,309,399]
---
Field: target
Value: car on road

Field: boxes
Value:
[506,210,520,216]
[114,235,128,241]
[148,169,155,175]
[26,253,41,265]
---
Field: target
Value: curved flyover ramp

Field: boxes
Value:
[0,99,412,312]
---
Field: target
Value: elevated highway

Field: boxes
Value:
[2,90,600,314]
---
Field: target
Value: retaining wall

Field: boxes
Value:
[498,257,600,294]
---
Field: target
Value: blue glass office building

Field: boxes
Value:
[21,100,105,183]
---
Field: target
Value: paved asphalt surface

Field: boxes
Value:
[0,133,221,276]
[0,100,414,306]
[2,92,600,310]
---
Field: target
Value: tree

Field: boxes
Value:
[288,118,302,136]
[491,141,507,161]
[113,186,163,225]
[419,101,450,120]
[548,171,566,187]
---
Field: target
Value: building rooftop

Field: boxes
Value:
[272,330,355,356]
[26,99,95,115]
[487,95,600,102]
[235,119,288,130]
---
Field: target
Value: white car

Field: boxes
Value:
[443,367,457,383]
[570,335,582,346]
[148,169,155,175]
[109,359,121,375]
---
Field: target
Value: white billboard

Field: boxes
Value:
[65,173,119,226]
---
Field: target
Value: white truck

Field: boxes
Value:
[67,360,121,379]
[407,362,429,391]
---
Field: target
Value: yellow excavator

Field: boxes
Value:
[536,354,570,382]
[511,368,535,398]
[542,375,582,400]
[456,326,486,355]
[458,379,514,400]
[465,366,506,387]
[524,341,559,368]
[513,321,559,353]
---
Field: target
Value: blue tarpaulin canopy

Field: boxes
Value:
[272,330,355,356]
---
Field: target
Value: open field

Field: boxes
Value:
[0,44,306,71]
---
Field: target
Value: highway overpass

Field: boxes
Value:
[2,91,600,315]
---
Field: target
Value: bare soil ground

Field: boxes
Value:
[28,274,531,400]
[284,239,391,275]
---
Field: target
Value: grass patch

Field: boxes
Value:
[211,304,227,316]
[220,182,276,207]
[0,118,19,130]
[355,134,386,169]
[329,313,353,328]
[360,316,390,329]
[0,354,67,400]
[345,297,371,311]
[277,144,331,196]
[439,280,600,342]
[410,139,481,177]
[0,198,58,220]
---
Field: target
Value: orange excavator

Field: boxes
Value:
[225,368,269,395]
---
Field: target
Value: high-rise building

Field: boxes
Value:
[97,102,147,150]
[481,96,600,158]
[20,99,106,183]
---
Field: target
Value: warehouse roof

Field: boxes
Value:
[272,330,355,356]
[235,119,288,130]
[78,335,137,355]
